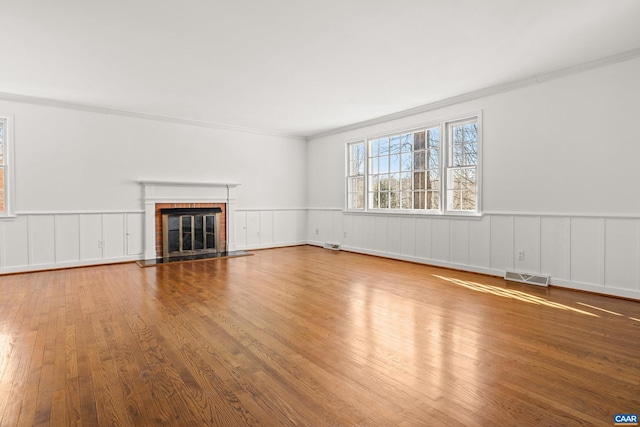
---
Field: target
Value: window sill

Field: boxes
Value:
[343,209,484,220]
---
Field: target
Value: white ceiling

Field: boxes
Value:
[3,0,640,138]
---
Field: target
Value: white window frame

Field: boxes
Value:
[345,112,482,217]
[345,140,365,210]
[443,116,481,215]
[0,114,16,218]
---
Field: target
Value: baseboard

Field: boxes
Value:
[236,241,307,251]
[314,243,640,301]
[0,255,143,275]
[550,278,640,301]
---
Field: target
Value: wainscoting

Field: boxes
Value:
[234,209,308,250]
[0,211,145,273]
[307,209,640,300]
[0,209,308,274]
[2,208,639,301]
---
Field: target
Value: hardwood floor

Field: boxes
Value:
[0,245,638,426]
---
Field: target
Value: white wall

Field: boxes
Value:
[0,100,308,272]
[306,57,640,300]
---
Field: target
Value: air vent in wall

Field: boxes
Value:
[323,242,341,251]
[504,271,549,287]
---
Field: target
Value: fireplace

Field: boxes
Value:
[162,207,224,258]
[140,181,239,261]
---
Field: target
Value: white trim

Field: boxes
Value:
[309,48,640,140]
[16,209,144,215]
[483,211,640,219]
[0,92,305,140]
[342,209,483,220]
[235,208,307,212]
[0,255,143,275]
[551,278,640,301]
[138,180,241,187]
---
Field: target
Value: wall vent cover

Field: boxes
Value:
[504,271,549,287]
[323,242,341,251]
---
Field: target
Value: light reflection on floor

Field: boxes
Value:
[433,275,600,317]
[346,281,480,392]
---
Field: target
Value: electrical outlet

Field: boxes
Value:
[517,250,525,261]
[344,231,347,238]
[98,240,105,248]
[315,228,319,235]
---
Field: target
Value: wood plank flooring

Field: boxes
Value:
[0,245,639,426]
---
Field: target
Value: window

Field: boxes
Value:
[346,141,365,209]
[0,115,14,217]
[446,119,478,212]
[346,114,480,215]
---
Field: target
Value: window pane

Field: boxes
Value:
[379,138,389,155]
[452,144,463,166]
[464,123,477,143]
[401,133,412,152]
[413,171,425,190]
[371,140,379,157]
[447,167,476,211]
[426,171,439,190]
[370,157,379,174]
[380,157,389,173]
[413,191,425,210]
[413,151,425,169]
[454,126,463,144]
[390,192,400,209]
[350,193,364,209]
[401,153,412,171]
[426,191,439,210]
[371,191,379,209]
[370,175,380,191]
[390,154,400,172]
[464,142,477,165]
[427,128,439,148]
[390,135,401,154]
[389,174,399,191]
[380,192,389,209]
[461,190,476,211]
[427,149,439,169]
[401,190,412,209]
[400,172,411,190]
[414,131,425,150]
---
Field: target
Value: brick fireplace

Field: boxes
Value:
[155,202,226,258]
[140,181,238,260]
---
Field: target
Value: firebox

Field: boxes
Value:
[161,207,223,258]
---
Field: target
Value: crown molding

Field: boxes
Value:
[308,47,640,140]
[0,92,305,141]
[1,47,639,142]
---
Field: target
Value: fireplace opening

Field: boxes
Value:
[161,207,223,258]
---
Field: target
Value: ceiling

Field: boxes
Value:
[3,0,640,138]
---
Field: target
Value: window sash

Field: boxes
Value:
[346,114,480,215]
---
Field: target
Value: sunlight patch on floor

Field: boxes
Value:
[576,302,622,316]
[433,275,599,317]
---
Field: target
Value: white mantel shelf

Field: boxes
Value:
[140,181,240,260]
[139,180,240,187]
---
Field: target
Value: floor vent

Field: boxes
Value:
[504,271,549,287]
[323,242,341,251]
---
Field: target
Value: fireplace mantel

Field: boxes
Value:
[140,181,239,260]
